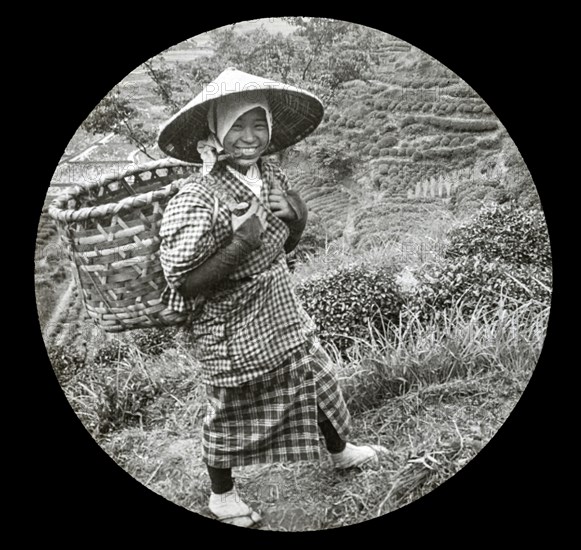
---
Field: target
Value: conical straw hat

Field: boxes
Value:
[158,67,324,162]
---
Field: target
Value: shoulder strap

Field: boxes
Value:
[211,194,219,228]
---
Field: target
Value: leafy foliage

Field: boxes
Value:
[126,327,182,357]
[82,86,157,159]
[46,343,86,384]
[92,339,131,368]
[445,203,551,268]
[311,142,357,180]
[296,265,404,351]
[405,254,551,322]
[405,203,552,322]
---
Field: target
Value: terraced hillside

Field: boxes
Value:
[284,41,527,247]
[289,172,355,242]
[36,21,538,351]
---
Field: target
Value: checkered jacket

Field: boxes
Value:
[159,159,316,387]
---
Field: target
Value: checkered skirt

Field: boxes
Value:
[202,337,352,468]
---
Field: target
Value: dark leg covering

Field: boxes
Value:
[318,407,347,453]
[207,465,234,494]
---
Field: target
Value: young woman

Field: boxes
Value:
[158,68,386,527]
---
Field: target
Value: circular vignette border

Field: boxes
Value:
[26,9,566,543]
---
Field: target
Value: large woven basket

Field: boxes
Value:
[48,158,198,333]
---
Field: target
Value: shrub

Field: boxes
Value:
[477,137,501,149]
[378,135,398,148]
[296,265,405,352]
[374,98,385,110]
[127,327,181,356]
[46,343,86,384]
[379,164,390,175]
[405,254,551,322]
[92,339,132,368]
[370,146,380,157]
[445,203,551,268]
[403,202,552,322]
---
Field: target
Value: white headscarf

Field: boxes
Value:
[196,91,273,192]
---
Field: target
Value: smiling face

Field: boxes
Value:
[222,107,270,162]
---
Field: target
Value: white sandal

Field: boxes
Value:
[331,442,388,469]
[209,487,262,528]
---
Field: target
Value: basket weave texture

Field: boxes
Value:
[48,158,197,332]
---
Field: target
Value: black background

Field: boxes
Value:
[23,7,568,545]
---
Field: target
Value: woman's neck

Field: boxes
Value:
[225,157,261,175]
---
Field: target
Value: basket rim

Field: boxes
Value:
[48,158,197,223]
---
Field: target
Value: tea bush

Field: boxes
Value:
[405,203,552,322]
[445,203,551,268]
[378,136,398,148]
[296,265,405,351]
[126,327,182,356]
[92,339,132,368]
[405,254,552,322]
[46,343,86,384]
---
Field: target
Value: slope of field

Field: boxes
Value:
[37,25,538,350]
[35,21,548,533]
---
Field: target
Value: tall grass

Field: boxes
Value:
[326,300,547,415]
[50,293,548,529]
[61,341,206,437]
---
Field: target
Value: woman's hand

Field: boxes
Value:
[230,199,267,250]
[268,189,297,222]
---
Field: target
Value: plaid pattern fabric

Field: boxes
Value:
[202,337,352,468]
[159,160,317,387]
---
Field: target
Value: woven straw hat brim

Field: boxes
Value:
[157,68,324,163]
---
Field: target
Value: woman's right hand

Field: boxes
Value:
[230,199,267,250]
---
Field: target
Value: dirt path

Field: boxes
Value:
[43,277,75,344]
[58,133,116,165]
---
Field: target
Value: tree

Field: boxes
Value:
[81,86,157,160]
[81,53,193,159]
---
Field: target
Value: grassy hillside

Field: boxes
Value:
[35,18,549,531]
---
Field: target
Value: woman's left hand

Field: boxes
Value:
[268,189,297,222]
